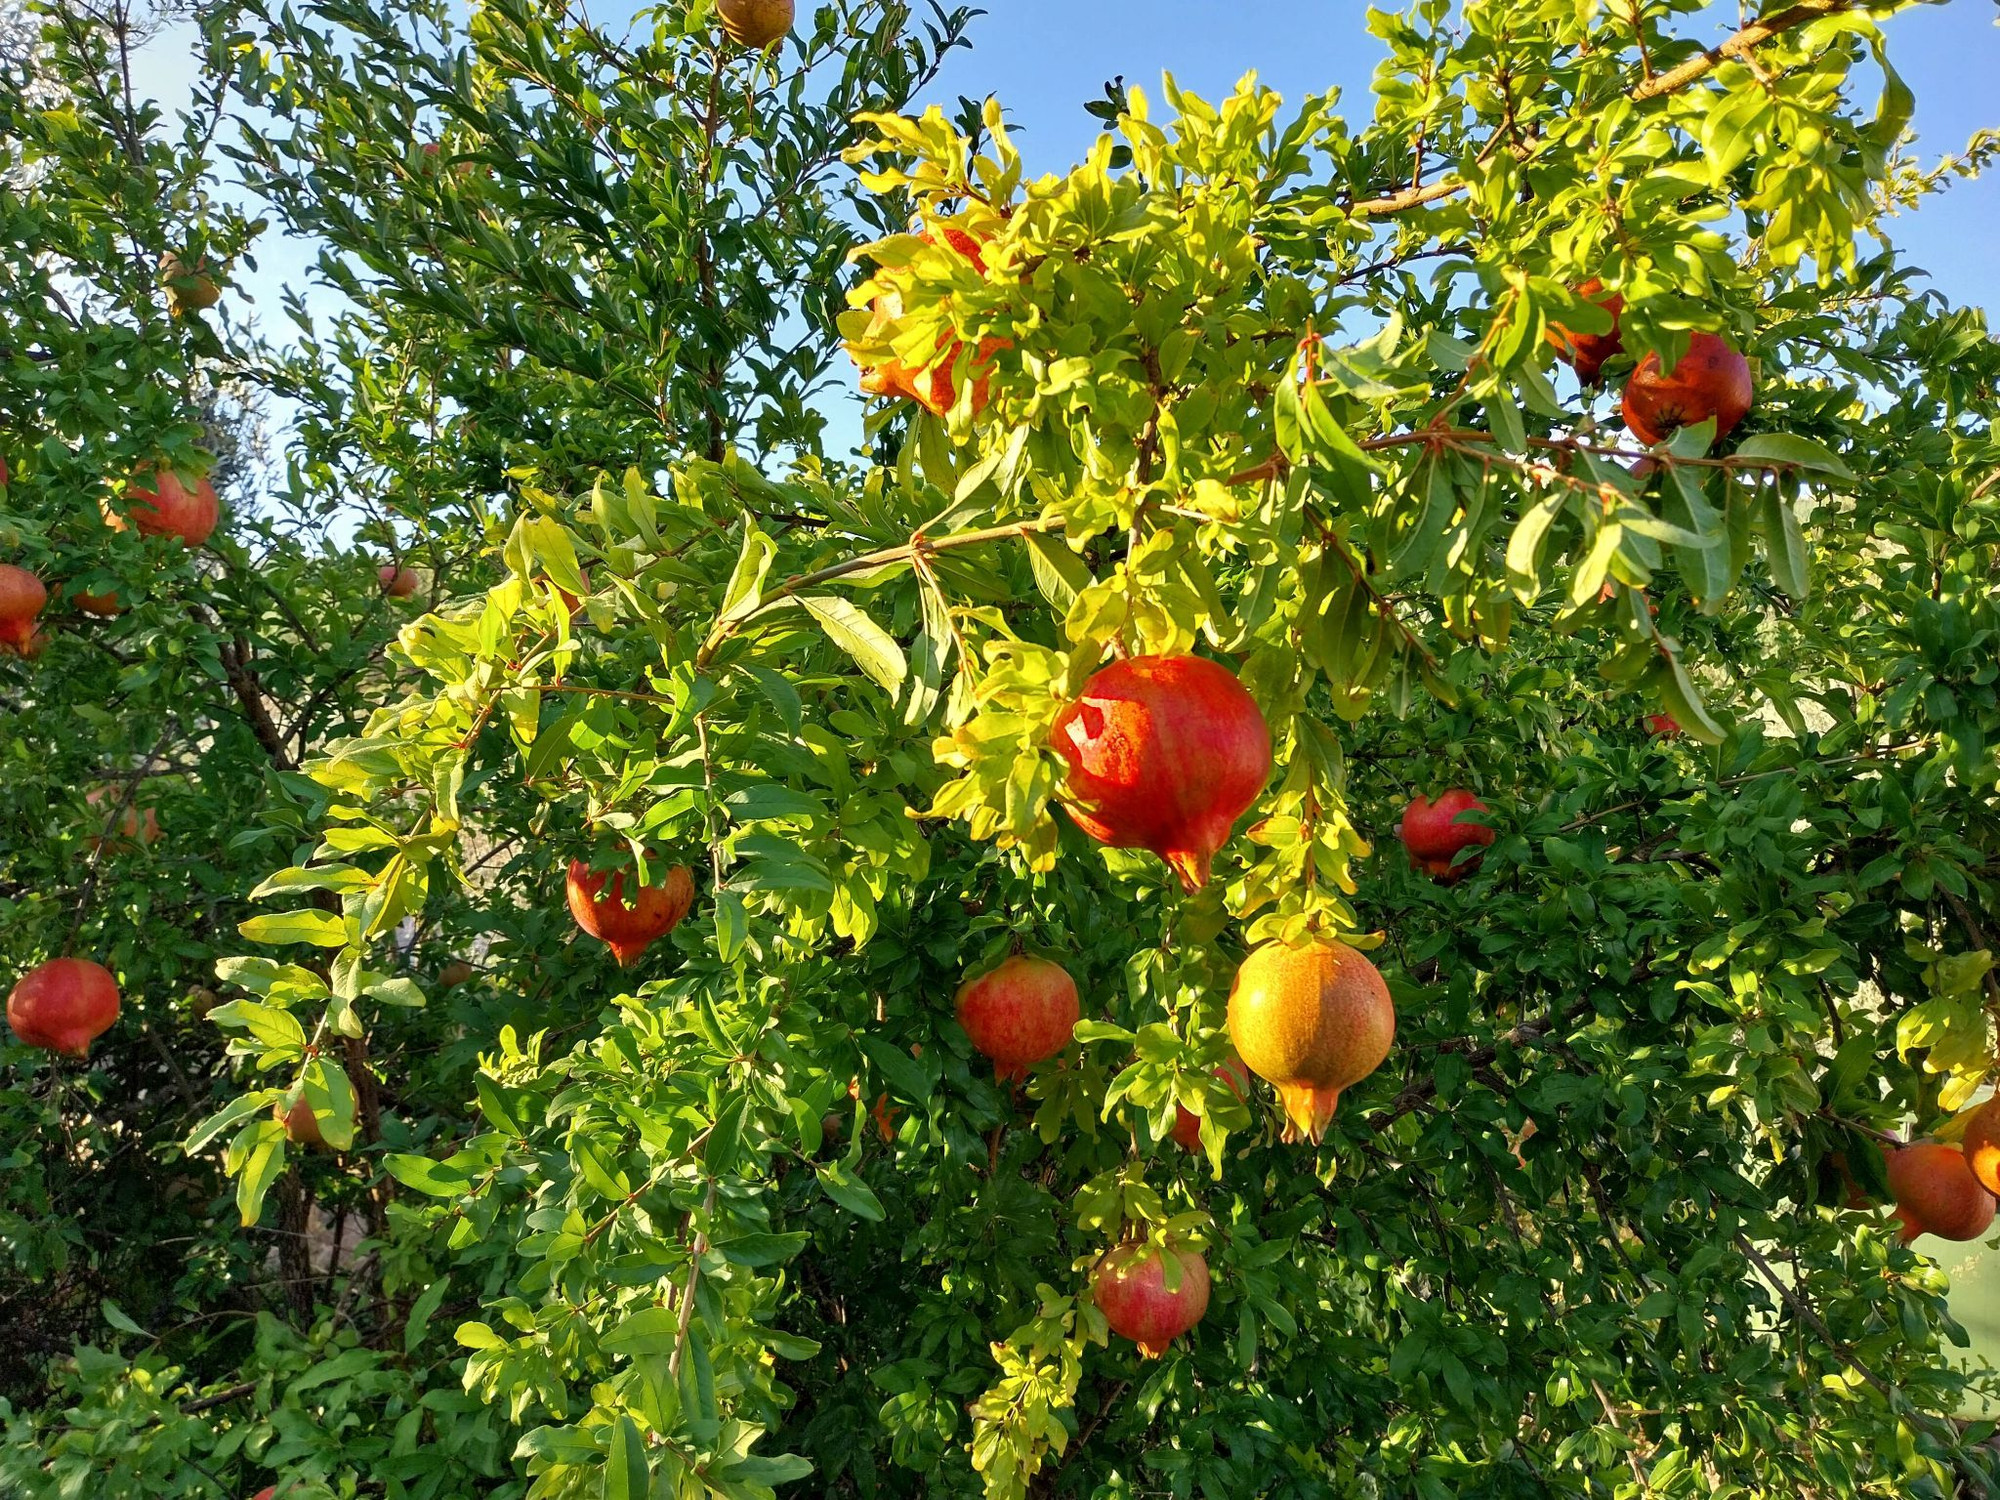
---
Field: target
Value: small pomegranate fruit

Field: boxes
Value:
[1888,1142,1996,1243]
[1399,789,1495,884]
[378,564,420,598]
[438,960,476,990]
[1622,332,1753,448]
[162,251,222,313]
[85,786,160,849]
[1051,654,1272,893]
[717,0,793,47]
[111,467,220,548]
[72,585,123,616]
[1227,938,1395,1143]
[1547,279,1624,385]
[1091,1241,1211,1357]
[851,225,1005,419]
[8,958,121,1058]
[955,954,1080,1082]
[1964,1100,2000,1196]
[0,564,49,655]
[1645,712,1682,739]
[252,1488,277,1500]
[1171,1055,1250,1150]
[566,857,696,966]
[278,1094,324,1148]
[848,1079,899,1142]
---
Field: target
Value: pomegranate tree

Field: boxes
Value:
[954,954,1080,1082]
[1621,332,1754,448]
[1399,789,1495,884]
[0,563,48,655]
[1227,937,1395,1143]
[1051,654,1272,893]
[7,958,121,1057]
[566,856,696,965]
[1090,1241,1210,1357]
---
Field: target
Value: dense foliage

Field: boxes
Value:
[5,1,2000,1497]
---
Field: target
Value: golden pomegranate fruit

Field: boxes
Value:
[1227,937,1395,1143]
[717,0,793,48]
[278,1094,324,1148]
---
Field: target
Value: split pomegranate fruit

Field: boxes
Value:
[1227,937,1395,1143]
[1051,654,1272,894]
[1887,1141,1996,1243]
[1622,332,1753,448]
[1171,1055,1251,1150]
[109,466,220,548]
[0,563,48,655]
[955,954,1080,1082]
[1091,1241,1210,1357]
[1399,789,1495,885]
[1547,279,1624,385]
[8,958,121,1057]
[566,857,696,966]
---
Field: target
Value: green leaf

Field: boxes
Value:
[383,1153,473,1197]
[1733,433,1853,482]
[605,1415,650,1500]
[237,909,348,948]
[800,595,907,692]
[602,1306,682,1358]
[234,1119,288,1226]
[817,1161,886,1222]
[714,1231,811,1267]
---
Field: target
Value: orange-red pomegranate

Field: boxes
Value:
[567,858,695,966]
[851,224,1005,418]
[1227,937,1395,1143]
[279,1094,324,1147]
[1091,1241,1210,1357]
[1888,1141,1996,1243]
[111,467,220,548]
[72,585,123,616]
[1171,1055,1250,1150]
[85,786,160,849]
[1965,1100,2000,1196]
[1645,712,1682,739]
[1399,789,1495,885]
[955,954,1080,1082]
[0,564,49,655]
[378,564,420,598]
[1621,332,1753,448]
[7,958,121,1057]
[1547,279,1624,385]
[1051,654,1272,893]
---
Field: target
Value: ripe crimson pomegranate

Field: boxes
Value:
[1399,789,1495,885]
[1171,1055,1250,1150]
[252,1489,276,1500]
[111,467,220,548]
[717,0,793,46]
[1090,1241,1210,1357]
[0,564,49,655]
[1621,332,1753,448]
[1964,1100,2000,1196]
[1645,712,1682,739]
[1547,279,1624,385]
[955,954,1080,1082]
[378,564,420,598]
[279,1094,323,1148]
[1051,654,1272,893]
[566,857,696,966]
[1227,937,1395,1143]
[7,958,121,1057]
[0,456,9,486]
[1888,1142,1995,1243]
[72,585,123,616]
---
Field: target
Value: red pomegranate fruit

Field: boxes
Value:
[1645,712,1682,739]
[1547,279,1625,385]
[111,467,220,548]
[1621,332,1753,448]
[72,586,123,616]
[85,786,160,849]
[1090,1241,1211,1357]
[1227,937,1395,1144]
[378,564,420,598]
[851,224,1005,419]
[0,564,49,655]
[279,1094,324,1147]
[1399,789,1496,885]
[954,954,1080,1082]
[7,958,121,1057]
[1051,654,1272,893]
[1888,1142,1996,1243]
[566,857,696,966]
[1171,1055,1251,1150]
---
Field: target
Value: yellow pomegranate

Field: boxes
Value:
[1226,937,1395,1144]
